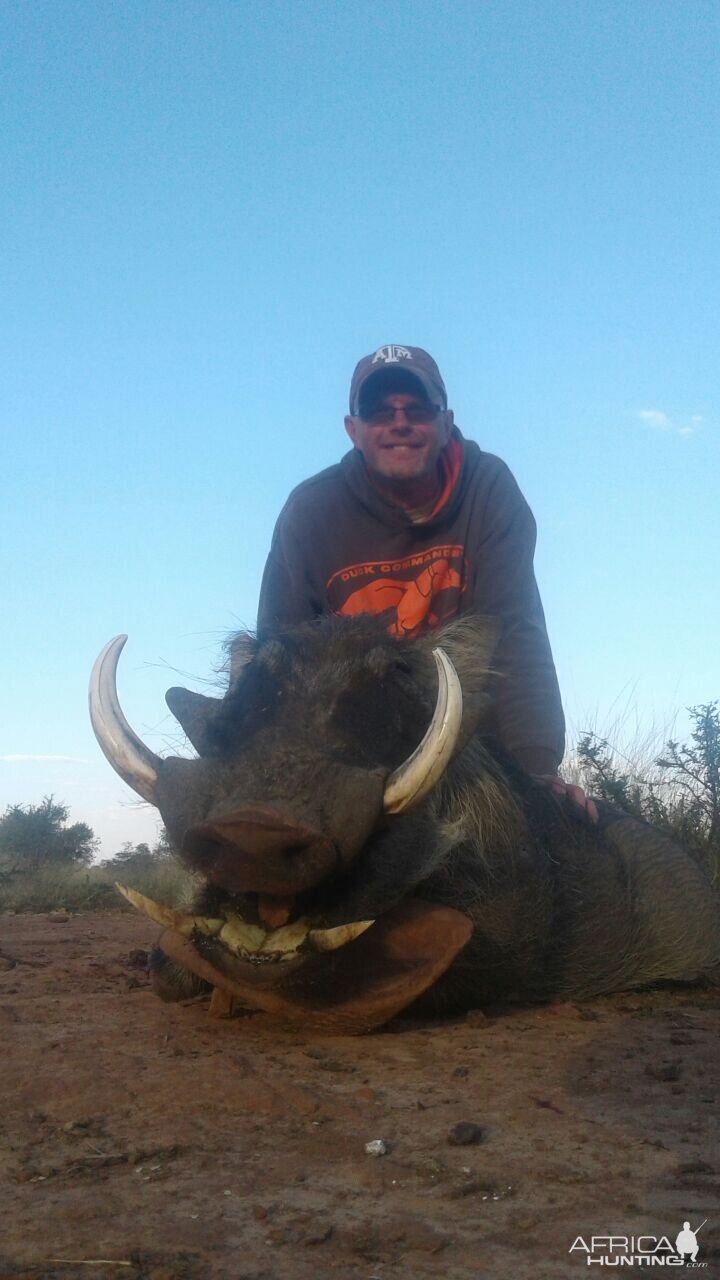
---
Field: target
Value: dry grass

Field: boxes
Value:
[0,858,196,915]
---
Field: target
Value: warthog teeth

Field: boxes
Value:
[116,883,375,959]
[218,916,313,959]
[256,919,315,954]
[308,920,374,951]
[217,918,268,953]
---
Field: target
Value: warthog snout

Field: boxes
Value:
[181,806,341,895]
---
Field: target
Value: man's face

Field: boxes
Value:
[344,393,453,484]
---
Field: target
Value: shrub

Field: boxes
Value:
[576,702,720,881]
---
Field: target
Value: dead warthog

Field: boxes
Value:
[90,616,720,1032]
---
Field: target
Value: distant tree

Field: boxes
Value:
[107,840,152,867]
[105,828,174,873]
[0,796,98,875]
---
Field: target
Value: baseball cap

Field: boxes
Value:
[349,345,448,416]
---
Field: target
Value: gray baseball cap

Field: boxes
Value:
[349,344,448,416]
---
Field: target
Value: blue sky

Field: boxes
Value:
[1,0,717,856]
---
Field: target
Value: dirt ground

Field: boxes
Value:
[1,911,718,1280]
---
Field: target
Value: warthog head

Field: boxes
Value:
[89,616,503,1029]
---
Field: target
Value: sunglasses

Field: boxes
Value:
[360,404,443,427]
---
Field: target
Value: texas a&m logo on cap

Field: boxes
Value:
[371,345,413,365]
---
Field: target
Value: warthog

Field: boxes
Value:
[90,616,720,1032]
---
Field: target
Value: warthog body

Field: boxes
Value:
[91,616,719,1025]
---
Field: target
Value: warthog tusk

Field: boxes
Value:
[307,920,374,951]
[116,884,224,937]
[383,646,463,815]
[89,637,161,805]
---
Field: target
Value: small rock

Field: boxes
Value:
[448,1121,486,1147]
[465,1008,489,1027]
[365,1139,390,1157]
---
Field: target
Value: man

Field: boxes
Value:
[258,343,595,816]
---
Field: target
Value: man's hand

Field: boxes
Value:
[534,775,599,823]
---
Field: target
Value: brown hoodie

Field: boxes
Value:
[257,429,565,775]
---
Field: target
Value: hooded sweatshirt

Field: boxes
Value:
[257,429,565,776]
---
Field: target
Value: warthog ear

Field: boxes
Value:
[165,687,223,756]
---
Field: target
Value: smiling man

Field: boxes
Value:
[257,344,594,814]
